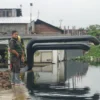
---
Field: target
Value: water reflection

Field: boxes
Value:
[33,60,88,86]
[64,60,88,88]
[31,60,99,100]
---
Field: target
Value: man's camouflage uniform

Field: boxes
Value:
[9,38,23,84]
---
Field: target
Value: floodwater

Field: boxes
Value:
[31,60,100,100]
[1,60,100,100]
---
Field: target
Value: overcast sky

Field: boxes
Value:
[0,0,100,29]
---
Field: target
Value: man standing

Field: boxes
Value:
[9,30,24,85]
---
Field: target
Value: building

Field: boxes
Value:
[30,19,87,36]
[0,17,30,35]
[64,26,87,36]
[0,8,87,36]
[65,29,87,36]
[0,8,30,35]
[32,19,63,35]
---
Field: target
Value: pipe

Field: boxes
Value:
[27,35,99,70]
[27,43,90,70]
[32,43,90,53]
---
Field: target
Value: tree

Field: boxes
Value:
[87,24,100,37]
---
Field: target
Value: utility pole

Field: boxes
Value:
[59,19,63,29]
[20,4,22,8]
[20,4,22,16]
[37,10,40,19]
[68,26,69,35]
[64,26,66,34]
[30,3,33,23]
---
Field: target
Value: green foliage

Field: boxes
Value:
[74,45,100,60]
[89,61,100,66]
[87,24,100,37]
[73,45,100,66]
[4,47,9,60]
[85,45,100,57]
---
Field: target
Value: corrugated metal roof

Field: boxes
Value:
[0,17,32,24]
[0,8,20,10]
[0,7,21,9]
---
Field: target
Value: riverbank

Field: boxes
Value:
[0,85,31,100]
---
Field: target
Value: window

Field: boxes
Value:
[0,11,3,17]
[7,10,12,17]
[3,11,5,17]
[8,11,12,17]
[0,9,13,17]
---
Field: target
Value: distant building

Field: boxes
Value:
[0,8,87,36]
[32,19,64,35]
[0,17,30,35]
[0,8,64,35]
[0,8,22,17]
[64,29,87,36]
[64,27,87,36]
[0,8,30,35]
[30,19,87,35]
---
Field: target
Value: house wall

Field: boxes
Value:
[34,51,53,63]
[0,24,29,35]
[35,23,63,34]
